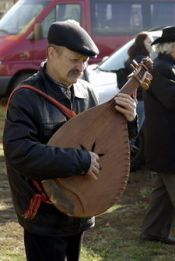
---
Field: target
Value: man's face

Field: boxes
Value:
[47,46,89,87]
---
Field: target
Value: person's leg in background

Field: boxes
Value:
[141,172,175,243]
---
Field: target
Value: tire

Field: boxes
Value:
[130,131,144,172]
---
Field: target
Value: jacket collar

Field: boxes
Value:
[73,81,88,99]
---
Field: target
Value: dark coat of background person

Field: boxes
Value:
[143,53,175,172]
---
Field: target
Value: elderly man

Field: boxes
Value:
[3,20,137,261]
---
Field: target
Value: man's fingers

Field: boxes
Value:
[86,152,100,180]
[114,93,137,121]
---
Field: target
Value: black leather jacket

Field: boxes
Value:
[3,62,98,236]
[3,62,137,236]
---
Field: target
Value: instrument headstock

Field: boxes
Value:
[130,57,153,90]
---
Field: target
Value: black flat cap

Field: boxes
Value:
[48,20,99,57]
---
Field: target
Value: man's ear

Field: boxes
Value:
[48,46,56,60]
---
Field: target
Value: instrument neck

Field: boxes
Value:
[119,76,140,95]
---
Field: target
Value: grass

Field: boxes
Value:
[1,100,175,260]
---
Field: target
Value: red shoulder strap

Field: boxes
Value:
[7,84,76,119]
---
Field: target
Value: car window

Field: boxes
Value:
[91,1,175,36]
[41,4,81,38]
[92,2,143,35]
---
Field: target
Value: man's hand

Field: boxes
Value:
[114,93,137,122]
[86,152,100,180]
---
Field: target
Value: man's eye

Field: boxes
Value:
[71,59,79,62]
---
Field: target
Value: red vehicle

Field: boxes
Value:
[0,0,175,97]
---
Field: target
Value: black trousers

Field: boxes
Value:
[24,230,83,261]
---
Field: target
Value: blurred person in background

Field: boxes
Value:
[140,26,175,245]
[117,32,153,171]
[122,31,153,129]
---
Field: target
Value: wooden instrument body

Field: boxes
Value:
[42,100,130,217]
[42,60,152,217]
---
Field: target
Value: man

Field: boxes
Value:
[3,20,137,261]
[141,26,175,245]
